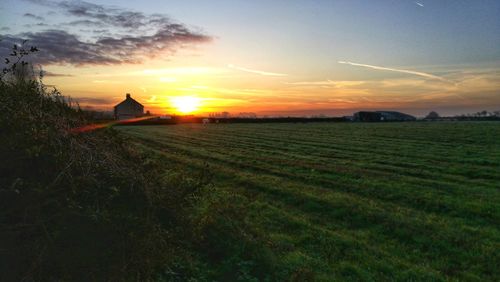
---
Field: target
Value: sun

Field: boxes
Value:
[170,96,201,114]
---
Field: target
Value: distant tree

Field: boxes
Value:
[425,111,440,120]
[238,112,257,118]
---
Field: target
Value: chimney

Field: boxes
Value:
[126,93,131,99]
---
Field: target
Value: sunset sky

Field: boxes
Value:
[1,0,499,116]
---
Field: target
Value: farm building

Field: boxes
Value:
[353,111,416,122]
[114,93,144,120]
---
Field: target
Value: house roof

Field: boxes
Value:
[114,94,143,109]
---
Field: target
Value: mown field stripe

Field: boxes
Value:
[126,131,499,225]
[130,139,497,280]
[123,127,500,188]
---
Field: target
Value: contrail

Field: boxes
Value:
[338,61,449,82]
[228,64,287,77]
[415,2,424,7]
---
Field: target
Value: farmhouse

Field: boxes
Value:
[114,93,144,120]
[353,111,416,122]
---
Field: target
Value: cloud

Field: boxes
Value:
[40,70,73,77]
[284,80,366,87]
[338,61,450,82]
[0,27,210,67]
[24,0,183,30]
[2,0,212,66]
[228,64,287,77]
[57,0,153,29]
[24,13,45,21]
[92,80,122,84]
[140,67,221,76]
[284,80,336,86]
[66,19,106,27]
[24,23,49,28]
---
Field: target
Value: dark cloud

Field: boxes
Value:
[0,30,118,65]
[0,27,210,65]
[24,13,45,21]
[24,0,190,30]
[3,1,212,66]
[57,1,150,29]
[40,70,74,77]
[23,22,49,28]
[67,20,106,28]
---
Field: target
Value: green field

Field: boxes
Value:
[119,122,500,281]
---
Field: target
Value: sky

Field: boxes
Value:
[1,0,499,116]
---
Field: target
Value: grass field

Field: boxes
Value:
[119,122,500,281]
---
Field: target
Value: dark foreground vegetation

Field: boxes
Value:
[122,122,500,281]
[0,47,274,281]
